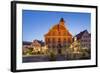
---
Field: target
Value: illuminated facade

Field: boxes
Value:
[44,18,72,49]
[75,30,91,49]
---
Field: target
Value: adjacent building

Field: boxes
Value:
[31,40,42,52]
[22,41,32,55]
[23,40,48,55]
[75,30,91,49]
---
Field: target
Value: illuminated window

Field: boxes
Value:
[48,38,50,43]
[52,38,55,43]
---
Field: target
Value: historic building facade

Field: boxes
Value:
[44,18,73,49]
[75,30,91,49]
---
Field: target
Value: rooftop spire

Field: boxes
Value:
[60,18,65,22]
[59,18,65,26]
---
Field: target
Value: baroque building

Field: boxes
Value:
[44,18,72,49]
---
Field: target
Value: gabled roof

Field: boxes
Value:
[75,30,90,40]
[44,18,72,36]
[23,41,32,45]
[33,40,45,46]
[51,24,67,31]
[44,24,72,36]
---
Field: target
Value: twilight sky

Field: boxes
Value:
[22,10,91,41]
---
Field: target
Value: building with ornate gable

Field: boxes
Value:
[75,30,91,49]
[44,18,73,49]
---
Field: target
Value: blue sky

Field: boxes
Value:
[22,10,91,41]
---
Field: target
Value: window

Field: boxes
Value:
[68,38,71,43]
[58,38,61,44]
[48,38,50,43]
[52,38,55,43]
[52,32,55,35]
[64,32,66,35]
[63,38,66,42]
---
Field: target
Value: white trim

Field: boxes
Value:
[16,3,96,70]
